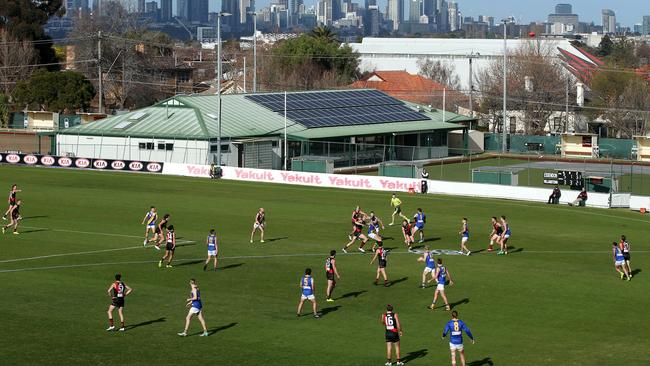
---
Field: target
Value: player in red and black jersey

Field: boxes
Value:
[152,214,170,250]
[158,225,176,268]
[106,273,132,331]
[401,220,414,250]
[2,199,22,235]
[250,208,266,243]
[2,184,21,221]
[371,242,390,287]
[488,217,502,252]
[347,206,367,240]
[342,216,368,253]
[381,304,404,366]
[325,250,341,302]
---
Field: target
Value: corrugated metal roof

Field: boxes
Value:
[59,90,471,140]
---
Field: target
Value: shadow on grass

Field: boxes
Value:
[175,242,197,248]
[204,322,237,336]
[382,236,395,241]
[18,228,50,234]
[402,349,428,363]
[219,263,245,270]
[338,290,367,299]
[176,260,204,267]
[449,298,470,310]
[471,249,486,254]
[508,247,524,253]
[423,237,441,243]
[468,357,494,366]
[319,306,341,317]
[127,317,166,330]
[631,268,642,277]
[264,237,288,243]
[21,215,49,220]
[386,277,408,287]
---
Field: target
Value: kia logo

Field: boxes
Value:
[111,161,125,170]
[129,161,143,171]
[75,158,90,168]
[146,162,162,172]
[41,156,55,166]
[6,154,20,164]
[0,154,3,162]
[24,155,38,165]
[58,157,72,167]
[93,160,108,169]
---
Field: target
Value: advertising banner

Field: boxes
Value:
[0,153,164,173]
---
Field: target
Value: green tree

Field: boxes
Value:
[0,93,9,128]
[597,35,613,57]
[14,69,95,112]
[264,34,359,90]
[0,0,64,67]
[310,26,338,43]
[608,37,639,68]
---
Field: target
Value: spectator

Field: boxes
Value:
[569,188,588,207]
[547,185,561,204]
[421,168,429,194]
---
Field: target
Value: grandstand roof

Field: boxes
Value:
[58,90,471,140]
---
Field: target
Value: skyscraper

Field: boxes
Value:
[555,3,572,14]
[436,0,448,32]
[409,0,421,22]
[239,0,251,24]
[602,9,616,34]
[138,0,145,13]
[160,0,172,21]
[643,15,650,35]
[448,1,458,31]
[177,0,188,19]
[222,0,240,27]
[331,0,341,21]
[422,0,435,21]
[365,5,380,36]
[387,0,404,31]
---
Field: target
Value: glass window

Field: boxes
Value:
[138,142,154,150]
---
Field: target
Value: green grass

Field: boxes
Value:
[0,165,649,365]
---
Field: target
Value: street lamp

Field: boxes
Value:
[247,11,258,93]
[501,17,513,153]
[216,12,231,167]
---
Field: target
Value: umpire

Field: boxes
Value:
[421,168,429,194]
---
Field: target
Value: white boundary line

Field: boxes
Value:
[1,250,648,274]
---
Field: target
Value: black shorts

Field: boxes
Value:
[378,260,387,269]
[385,331,400,343]
[11,212,20,220]
[326,272,335,281]
[623,252,630,261]
[394,206,401,214]
[353,231,361,238]
[155,227,161,234]
[165,243,175,251]
[112,297,125,308]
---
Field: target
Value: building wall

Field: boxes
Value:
[56,135,211,165]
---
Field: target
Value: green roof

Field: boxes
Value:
[59,90,472,140]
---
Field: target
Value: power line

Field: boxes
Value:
[0,35,95,46]
[0,60,96,70]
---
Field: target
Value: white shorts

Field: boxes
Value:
[301,294,315,301]
[208,250,217,256]
[436,283,445,291]
[504,234,510,239]
[449,343,464,351]
[189,307,202,314]
[423,267,434,274]
[147,224,155,229]
[254,223,265,230]
[461,236,469,243]
[615,260,625,266]
[369,232,378,240]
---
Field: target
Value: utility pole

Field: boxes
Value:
[565,76,569,133]
[216,12,231,167]
[122,40,126,109]
[501,19,508,153]
[468,52,478,117]
[243,56,247,93]
[247,12,258,93]
[98,31,103,114]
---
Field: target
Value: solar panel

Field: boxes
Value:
[245,89,430,128]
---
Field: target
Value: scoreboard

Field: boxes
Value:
[543,170,584,188]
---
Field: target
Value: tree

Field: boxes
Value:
[416,58,461,90]
[597,35,614,57]
[608,37,638,68]
[0,29,36,96]
[310,26,338,43]
[263,34,359,90]
[14,69,95,112]
[477,39,571,134]
[0,93,9,128]
[636,42,650,65]
[0,0,64,67]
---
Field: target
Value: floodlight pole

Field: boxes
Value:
[216,12,231,166]
[442,88,446,122]
[247,11,258,93]
[502,19,508,153]
[284,91,288,170]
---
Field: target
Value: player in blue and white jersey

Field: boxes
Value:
[417,246,436,288]
[412,208,426,243]
[442,311,475,366]
[368,217,384,251]
[428,258,453,311]
[296,268,319,318]
[178,279,208,337]
[141,206,157,246]
[459,218,471,256]
[612,241,631,281]
[498,216,511,255]
[203,229,218,271]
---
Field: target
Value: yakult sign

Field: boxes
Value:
[162,163,421,193]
